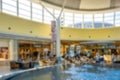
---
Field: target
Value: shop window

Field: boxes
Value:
[18,40,50,62]
[0,39,9,60]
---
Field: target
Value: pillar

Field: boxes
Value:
[9,39,18,61]
[14,40,19,61]
[56,18,61,57]
[0,0,2,12]
[50,42,55,55]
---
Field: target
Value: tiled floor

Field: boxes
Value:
[0,66,11,75]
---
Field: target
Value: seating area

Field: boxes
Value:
[9,53,120,70]
[10,61,36,69]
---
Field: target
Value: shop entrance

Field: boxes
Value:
[18,40,51,62]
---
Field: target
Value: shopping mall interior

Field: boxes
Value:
[0,0,120,80]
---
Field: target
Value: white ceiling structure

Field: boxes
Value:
[30,0,120,13]
[80,0,111,10]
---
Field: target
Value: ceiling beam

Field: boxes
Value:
[39,0,57,19]
[58,0,67,19]
[78,0,81,9]
[110,0,115,8]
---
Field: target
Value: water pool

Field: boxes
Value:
[2,63,120,80]
[59,64,120,80]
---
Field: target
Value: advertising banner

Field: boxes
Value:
[51,21,56,42]
[51,21,56,54]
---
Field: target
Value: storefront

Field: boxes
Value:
[0,39,10,60]
[18,40,51,62]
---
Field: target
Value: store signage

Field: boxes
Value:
[51,21,56,42]
[33,44,41,48]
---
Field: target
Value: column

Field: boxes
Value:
[92,14,94,28]
[63,13,65,26]
[56,18,61,57]
[0,0,2,12]
[73,13,75,28]
[42,7,44,23]
[14,40,19,61]
[61,45,65,55]
[102,14,104,28]
[113,12,115,26]
[50,42,55,55]
[9,39,19,61]
[17,0,19,16]
[30,1,32,20]
[82,14,84,29]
